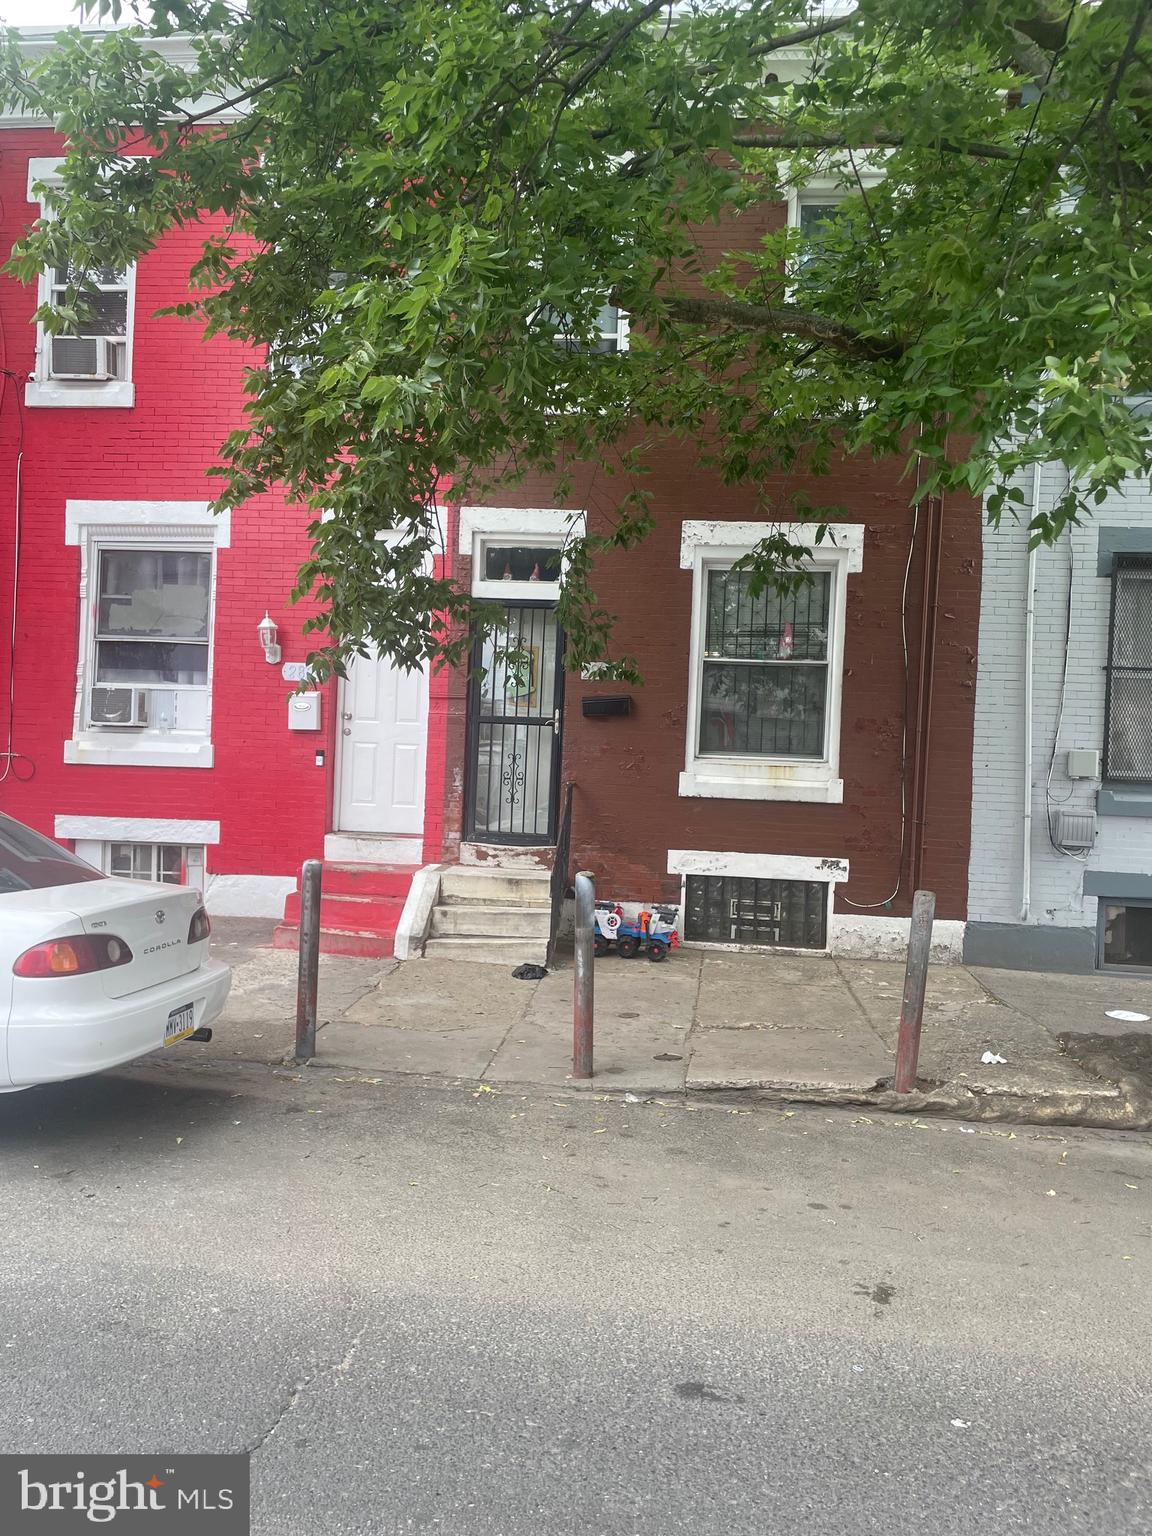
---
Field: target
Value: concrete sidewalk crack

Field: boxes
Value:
[241,1318,369,1458]
[681,955,707,1089]
[833,958,892,1053]
[479,973,543,1081]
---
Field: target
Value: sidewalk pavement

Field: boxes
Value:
[179,920,1152,1129]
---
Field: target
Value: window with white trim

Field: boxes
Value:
[541,301,630,354]
[107,842,205,888]
[46,260,130,381]
[794,194,847,270]
[679,522,861,803]
[25,157,136,409]
[66,505,223,769]
[84,545,213,738]
[698,567,831,759]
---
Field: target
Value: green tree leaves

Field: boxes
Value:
[6,0,1152,677]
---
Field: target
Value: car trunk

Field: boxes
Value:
[72,878,203,999]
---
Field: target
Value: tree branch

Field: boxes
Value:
[732,129,1017,160]
[635,291,903,361]
[750,10,859,59]
[560,0,670,99]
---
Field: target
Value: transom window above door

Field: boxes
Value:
[482,543,564,586]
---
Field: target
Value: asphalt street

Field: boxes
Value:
[1,1063,1149,1534]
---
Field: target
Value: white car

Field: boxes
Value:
[0,812,231,1091]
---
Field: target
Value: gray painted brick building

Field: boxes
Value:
[967,464,1152,972]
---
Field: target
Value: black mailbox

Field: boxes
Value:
[582,696,632,718]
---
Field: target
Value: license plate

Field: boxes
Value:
[164,1003,195,1046]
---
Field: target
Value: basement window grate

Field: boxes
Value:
[684,875,828,949]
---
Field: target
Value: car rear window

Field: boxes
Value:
[0,814,106,893]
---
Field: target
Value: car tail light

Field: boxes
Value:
[188,907,211,944]
[13,934,133,978]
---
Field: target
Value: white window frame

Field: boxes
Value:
[596,303,630,354]
[679,520,863,803]
[25,156,136,409]
[64,501,230,769]
[784,157,887,295]
[784,156,887,233]
[459,506,585,601]
[668,849,850,956]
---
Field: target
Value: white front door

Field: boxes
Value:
[336,650,429,835]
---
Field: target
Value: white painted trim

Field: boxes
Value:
[204,873,297,918]
[393,864,447,960]
[27,160,139,407]
[457,505,585,557]
[679,520,864,571]
[680,528,859,801]
[63,739,215,769]
[26,380,136,410]
[668,849,849,882]
[26,156,66,198]
[469,534,567,601]
[828,913,965,964]
[65,507,226,765]
[65,500,229,547]
[55,815,221,843]
[678,770,844,803]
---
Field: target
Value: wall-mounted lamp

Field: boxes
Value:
[257,612,282,665]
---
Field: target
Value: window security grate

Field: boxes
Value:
[684,875,828,949]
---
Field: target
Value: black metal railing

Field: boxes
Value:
[547,780,575,967]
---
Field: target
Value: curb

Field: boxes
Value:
[133,1051,1152,1131]
[684,1077,1152,1131]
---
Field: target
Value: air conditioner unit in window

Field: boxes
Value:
[48,334,121,381]
[89,686,149,728]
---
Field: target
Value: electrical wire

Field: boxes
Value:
[840,495,919,908]
[1044,481,1089,861]
[0,363,33,785]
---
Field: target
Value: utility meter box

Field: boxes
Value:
[287,691,321,731]
[1067,749,1101,780]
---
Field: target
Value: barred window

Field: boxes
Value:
[698,568,831,759]
[1104,556,1152,782]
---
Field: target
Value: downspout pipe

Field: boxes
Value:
[1021,464,1042,921]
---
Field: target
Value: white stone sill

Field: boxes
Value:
[678,769,844,804]
[64,736,213,769]
[26,379,135,409]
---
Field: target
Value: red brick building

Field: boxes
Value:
[427,456,981,961]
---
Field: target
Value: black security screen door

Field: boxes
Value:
[466,603,564,844]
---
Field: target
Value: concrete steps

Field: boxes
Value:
[439,868,551,906]
[430,903,550,940]
[422,935,550,966]
[422,866,553,965]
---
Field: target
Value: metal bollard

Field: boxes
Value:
[573,870,595,1079]
[893,888,936,1092]
[295,859,323,1062]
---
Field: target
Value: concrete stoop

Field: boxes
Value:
[274,861,418,958]
[422,865,552,965]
